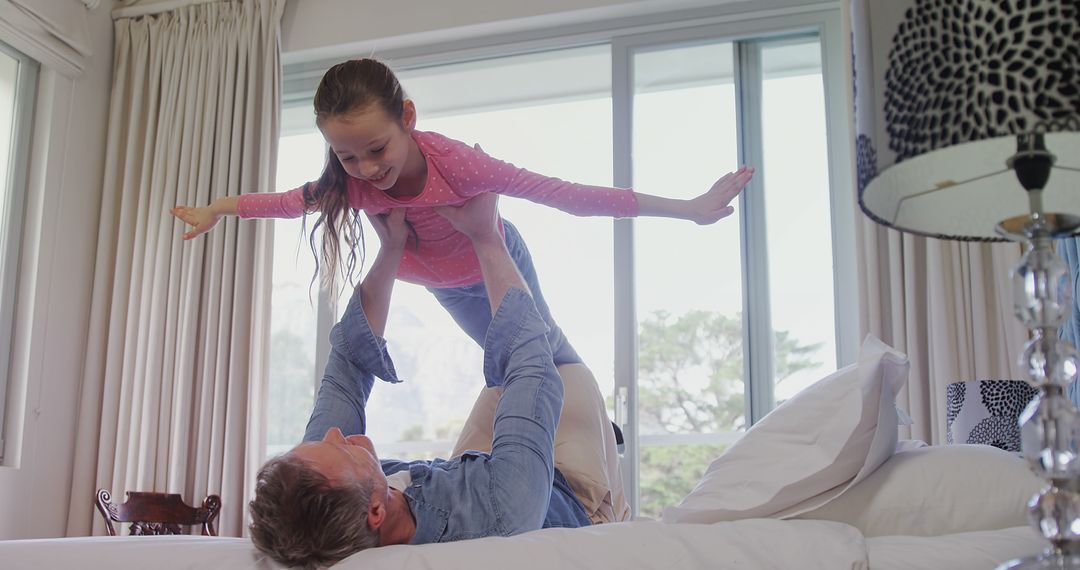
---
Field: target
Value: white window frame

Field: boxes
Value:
[279,2,856,515]
[0,41,38,462]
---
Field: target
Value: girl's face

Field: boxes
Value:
[321,100,418,191]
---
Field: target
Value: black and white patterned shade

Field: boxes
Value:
[946,380,1038,451]
[853,0,1080,240]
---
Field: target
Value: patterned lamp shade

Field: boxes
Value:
[946,380,1037,452]
[852,0,1080,239]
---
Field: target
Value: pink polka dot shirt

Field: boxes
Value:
[237,131,639,288]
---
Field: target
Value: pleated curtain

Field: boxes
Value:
[848,0,1029,444]
[66,0,284,537]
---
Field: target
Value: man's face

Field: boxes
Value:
[292,428,389,493]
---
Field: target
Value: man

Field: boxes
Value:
[249,194,628,568]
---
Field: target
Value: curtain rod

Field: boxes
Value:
[112,0,226,20]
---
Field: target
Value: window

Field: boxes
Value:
[269,7,855,516]
[265,114,323,457]
[625,34,838,517]
[0,42,37,462]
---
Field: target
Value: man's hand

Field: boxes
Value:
[434,193,501,243]
[366,208,410,252]
[436,193,527,315]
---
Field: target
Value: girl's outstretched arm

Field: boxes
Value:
[634,166,755,225]
[171,196,239,240]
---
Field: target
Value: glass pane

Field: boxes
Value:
[265,123,324,459]
[0,51,18,266]
[761,38,836,405]
[336,46,615,460]
[0,49,20,436]
[632,42,742,518]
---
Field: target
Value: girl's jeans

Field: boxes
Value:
[427,220,583,366]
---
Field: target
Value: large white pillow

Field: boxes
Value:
[662,334,909,523]
[796,444,1041,536]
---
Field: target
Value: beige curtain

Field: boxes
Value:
[66,0,284,537]
[856,219,1027,444]
[847,0,1028,445]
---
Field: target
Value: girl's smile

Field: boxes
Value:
[320,101,426,196]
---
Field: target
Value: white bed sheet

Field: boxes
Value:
[0,520,1048,570]
[1,519,868,570]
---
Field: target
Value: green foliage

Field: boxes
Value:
[635,310,822,517]
[637,310,821,433]
[638,444,727,518]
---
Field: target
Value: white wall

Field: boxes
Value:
[281,0,747,63]
[0,4,112,539]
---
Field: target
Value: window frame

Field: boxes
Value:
[277,3,856,515]
[0,40,39,462]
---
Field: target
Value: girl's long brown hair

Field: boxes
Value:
[305,58,406,293]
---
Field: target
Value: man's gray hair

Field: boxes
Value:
[249,453,379,569]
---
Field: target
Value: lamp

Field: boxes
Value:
[852,1,1080,568]
[946,380,1038,452]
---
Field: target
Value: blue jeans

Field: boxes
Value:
[427,220,582,367]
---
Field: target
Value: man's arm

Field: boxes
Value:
[360,209,409,335]
[436,194,563,535]
[301,210,408,441]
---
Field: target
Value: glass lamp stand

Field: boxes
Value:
[997,133,1080,570]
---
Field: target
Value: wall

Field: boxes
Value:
[0,4,112,539]
[280,0,747,64]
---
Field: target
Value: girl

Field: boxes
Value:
[171,58,753,368]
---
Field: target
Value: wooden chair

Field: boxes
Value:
[95,489,221,536]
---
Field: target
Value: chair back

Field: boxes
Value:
[95,489,221,536]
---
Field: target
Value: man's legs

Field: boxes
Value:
[452,362,630,524]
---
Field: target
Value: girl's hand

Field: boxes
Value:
[686,166,755,225]
[171,205,221,240]
[366,208,410,251]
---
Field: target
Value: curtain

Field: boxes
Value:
[856,219,1026,443]
[848,0,1028,444]
[1057,238,1080,407]
[66,0,284,537]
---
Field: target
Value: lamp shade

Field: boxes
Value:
[852,0,1080,240]
[946,380,1037,451]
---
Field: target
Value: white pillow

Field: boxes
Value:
[662,334,909,523]
[796,444,1041,536]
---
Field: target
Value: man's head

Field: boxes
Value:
[249,428,391,568]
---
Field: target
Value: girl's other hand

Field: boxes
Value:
[688,166,755,225]
[171,205,221,240]
[367,208,410,251]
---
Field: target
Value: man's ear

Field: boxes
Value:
[367,496,387,531]
[401,99,417,132]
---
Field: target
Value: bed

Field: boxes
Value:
[0,336,1052,568]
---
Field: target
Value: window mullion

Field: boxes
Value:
[734,39,775,426]
[611,37,639,517]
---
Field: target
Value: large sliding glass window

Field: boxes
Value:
[267,8,854,516]
[630,41,745,516]
[0,42,37,462]
[623,33,837,518]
